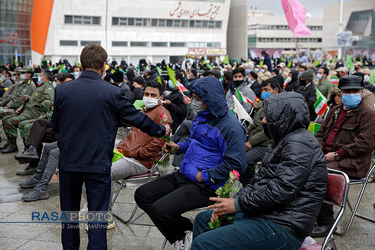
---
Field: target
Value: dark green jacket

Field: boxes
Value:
[247,101,269,147]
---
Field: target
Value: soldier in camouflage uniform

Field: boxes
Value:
[18,99,54,144]
[1,70,54,153]
[0,67,36,118]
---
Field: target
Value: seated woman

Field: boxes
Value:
[192,92,327,250]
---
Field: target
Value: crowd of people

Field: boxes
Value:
[0,45,375,250]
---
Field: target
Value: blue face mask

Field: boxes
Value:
[260,69,265,73]
[298,72,302,77]
[254,68,259,72]
[245,69,251,75]
[168,80,175,89]
[342,93,361,109]
[316,73,323,80]
[52,81,57,88]
[261,91,271,99]
[279,70,282,74]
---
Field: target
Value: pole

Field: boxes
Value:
[287,0,299,57]
[338,0,344,59]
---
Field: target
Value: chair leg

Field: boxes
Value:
[336,173,375,236]
[110,180,126,207]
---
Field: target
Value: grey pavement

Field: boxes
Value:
[0,134,374,249]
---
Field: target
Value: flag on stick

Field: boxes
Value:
[314,88,328,116]
[167,65,187,94]
[281,0,311,36]
[222,55,230,64]
[232,95,253,124]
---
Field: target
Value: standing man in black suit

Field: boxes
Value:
[51,44,170,250]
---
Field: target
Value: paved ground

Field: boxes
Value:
[0,135,374,249]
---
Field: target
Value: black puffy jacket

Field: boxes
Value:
[234,92,327,237]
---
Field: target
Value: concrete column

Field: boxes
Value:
[227,0,248,59]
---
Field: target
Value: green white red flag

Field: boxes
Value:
[314,88,328,116]
[331,77,339,85]
[235,88,258,104]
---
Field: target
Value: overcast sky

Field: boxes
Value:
[247,0,354,18]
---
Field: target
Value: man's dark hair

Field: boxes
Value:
[202,66,210,72]
[190,68,197,78]
[178,69,185,74]
[320,66,329,76]
[146,80,164,95]
[233,67,245,77]
[300,65,307,71]
[223,71,233,81]
[73,65,81,71]
[175,71,184,83]
[261,78,281,91]
[43,70,53,81]
[261,50,266,56]
[4,69,10,77]
[80,44,108,70]
[58,73,75,83]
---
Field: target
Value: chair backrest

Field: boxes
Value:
[326,168,350,207]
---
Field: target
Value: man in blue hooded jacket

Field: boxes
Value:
[135,76,247,247]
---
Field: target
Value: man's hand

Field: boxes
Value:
[16,108,21,114]
[37,115,44,120]
[325,152,335,163]
[196,171,203,182]
[245,141,252,151]
[208,197,236,217]
[183,95,192,105]
[163,124,171,136]
[250,101,258,108]
[162,141,180,154]
[163,100,171,105]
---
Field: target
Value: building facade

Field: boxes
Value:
[0,0,33,65]
[247,10,323,57]
[323,0,374,59]
[36,0,231,65]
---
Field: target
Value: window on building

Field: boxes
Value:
[128,18,134,26]
[207,42,220,48]
[152,42,168,47]
[81,41,101,46]
[135,18,143,26]
[215,21,222,28]
[64,15,101,25]
[60,40,78,46]
[170,42,186,47]
[112,17,119,25]
[112,41,128,47]
[130,41,149,47]
[167,19,173,27]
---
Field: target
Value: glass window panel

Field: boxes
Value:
[215,21,221,28]
[119,18,127,26]
[173,19,181,27]
[83,16,91,24]
[152,42,168,47]
[130,41,149,47]
[182,20,189,27]
[93,17,100,25]
[128,18,134,26]
[135,18,143,26]
[208,20,215,28]
[151,19,157,26]
[167,19,173,27]
[158,19,166,27]
[202,21,208,28]
[170,42,186,47]
[195,20,202,28]
[65,15,73,24]
[81,41,101,46]
[112,41,128,47]
[189,20,194,27]
[73,16,82,24]
[60,40,78,46]
[112,17,119,25]
[143,18,150,26]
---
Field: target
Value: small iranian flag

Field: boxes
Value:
[331,77,339,85]
[314,88,328,116]
[235,89,252,104]
[254,97,260,103]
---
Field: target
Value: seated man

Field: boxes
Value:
[111,80,172,183]
[312,75,375,237]
[192,92,327,250]
[135,76,246,247]
[297,69,317,121]
[226,67,256,113]
[241,78,280,185]
[1,69,54,153]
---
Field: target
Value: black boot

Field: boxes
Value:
[15,145,39,161]
[16,163,38,176]
[0,142,9,150]
[1,140,18,154]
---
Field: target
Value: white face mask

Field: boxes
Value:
[143,96,159,108]
[73,71,80,78]
[364,75,370,83]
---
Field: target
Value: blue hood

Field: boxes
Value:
[190,76,228,119]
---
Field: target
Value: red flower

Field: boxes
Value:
[230,170,240,181]
[160,113,168,124]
